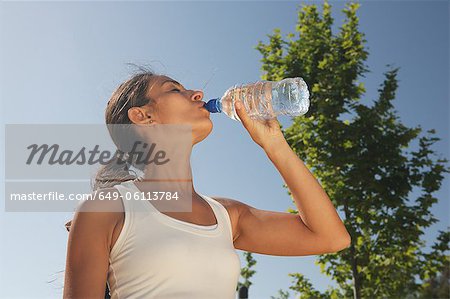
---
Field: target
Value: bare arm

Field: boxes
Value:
[215,197,333,256]
[264,140,350,243]
[227,100,351,256]
[63,189,120,299]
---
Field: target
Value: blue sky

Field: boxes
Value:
[0,1,448,298]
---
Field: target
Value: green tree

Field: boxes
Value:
[417,230,450,299]
[237,251,257,293]
[417,265,449,299]
[255,1,450,298]
[271,289,291,299]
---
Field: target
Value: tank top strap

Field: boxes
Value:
[200,194,235,244]
[108,182,137,261]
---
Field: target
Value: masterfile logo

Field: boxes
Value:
[4,124,193,212]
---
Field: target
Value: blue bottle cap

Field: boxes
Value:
[204,98,222,113]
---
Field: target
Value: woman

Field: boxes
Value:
[63,70,351,299]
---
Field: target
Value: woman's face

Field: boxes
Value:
[128,75,213,145]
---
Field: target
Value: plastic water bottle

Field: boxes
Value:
[203,77,310,122]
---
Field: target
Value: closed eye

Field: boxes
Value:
[171,88,181,92]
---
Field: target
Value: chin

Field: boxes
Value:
[193,121,213,145]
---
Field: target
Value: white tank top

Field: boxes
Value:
[107,180,241,299]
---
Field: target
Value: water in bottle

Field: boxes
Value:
[203,77,310,122]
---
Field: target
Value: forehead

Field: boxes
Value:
[147,75,180,95]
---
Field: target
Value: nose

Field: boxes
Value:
[191,90,204,102]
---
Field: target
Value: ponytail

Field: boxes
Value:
[91,152,139,191]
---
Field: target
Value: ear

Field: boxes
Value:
[128,107,153,125]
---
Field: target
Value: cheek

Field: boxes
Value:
[157,102,193,122]
[155,95,207,123]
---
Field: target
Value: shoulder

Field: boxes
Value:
[65,187,124,233]
[66,187,126,253]
[209,196,249,242]
[210,196,246,214]
[210,195,254,217]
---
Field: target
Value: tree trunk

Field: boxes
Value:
[344,203,361,299]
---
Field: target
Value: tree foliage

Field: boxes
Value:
[257,2,450,298]
[237,251,257,291]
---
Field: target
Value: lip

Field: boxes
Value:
[198,103,210,115]
[196,101,208,110]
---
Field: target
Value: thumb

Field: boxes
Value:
[235,100,250,125]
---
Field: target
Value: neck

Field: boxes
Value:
[140,160,196,192]
[129,126,197,204]
[133,147,198,205]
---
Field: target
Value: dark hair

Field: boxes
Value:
[91,67,158,191]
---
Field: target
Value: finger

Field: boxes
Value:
[235,100,250,125]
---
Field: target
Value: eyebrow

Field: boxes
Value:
[161,79,183,89]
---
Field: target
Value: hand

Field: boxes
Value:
[234,99,287,151]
